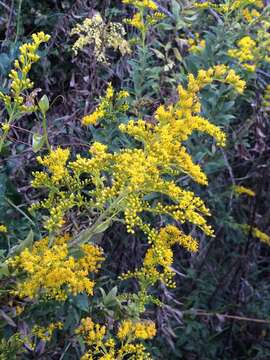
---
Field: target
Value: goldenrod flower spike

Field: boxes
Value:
[122,0,165,35]
[0,32,50,152]
[82,83,129,126]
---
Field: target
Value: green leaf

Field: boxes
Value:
[74,294,90,312]
[0,262,10,279]
[9,229,34,256]
[171,0,181,18]
[0,53,11,75]
[32,133,45,153]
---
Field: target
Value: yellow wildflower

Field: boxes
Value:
[123,0,164,33]
[252,228,270,246]
[188,34,206,54]
[228,36,257,73]
[0,32,50,114]
[126,12,145,32]
[82,109,105,126]
[31,66,244,294]
[117,319,133,340]
[36,147,70,184]
[76,317,106,347]
[0,225,7,233]
[1,123,10,132]
[82,83,128,126]
[122,0,158,11]
[32,322,63,341]
[134,321,157,339]
[234,185,255,197]
[117,319,156,340]
[8,236,104,300]
[242,225,270,246]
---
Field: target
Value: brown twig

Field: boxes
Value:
[186,309,270,325]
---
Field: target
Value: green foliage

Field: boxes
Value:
[0,0,270,359]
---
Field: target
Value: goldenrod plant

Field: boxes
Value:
[76,317,156,359]
[0,32,50,153]
[0,1,270,359]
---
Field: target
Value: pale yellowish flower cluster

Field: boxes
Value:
[234,185,255,197]
[70,14,131,63]
[82,83,129,126]
[8,235,104,300]
[76,317,155,359]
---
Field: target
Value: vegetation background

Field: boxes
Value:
[0,0,270,359]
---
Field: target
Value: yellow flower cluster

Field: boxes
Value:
[123,224,198,288]
[262,84,270,110]
[76,317,155,359]
[70,14,131,63]
[228,19,270,72]
[252,227,270,246]
[82,84,129,126]
[193,0,263,14]
[117,319,156,340]
[32,65,244,235]
[123,0,165,33]
[0,32,50,109]
[36,147,70,184]
[0,32,50,138]
[230,0,263,11]
[256,20,270,63]
[0,225,7,233]
[32,322,63,341]
[126,12,145,32]
[228,36,257,72]
[242,7,261,23]
[123,0,158,11]
[0,123,10,132]
[188,34,206,54]
[76,317,106,347]
[8,235,104,300]
[30,66,244,298]
[234,185,255,197]
[242,225,270,246]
